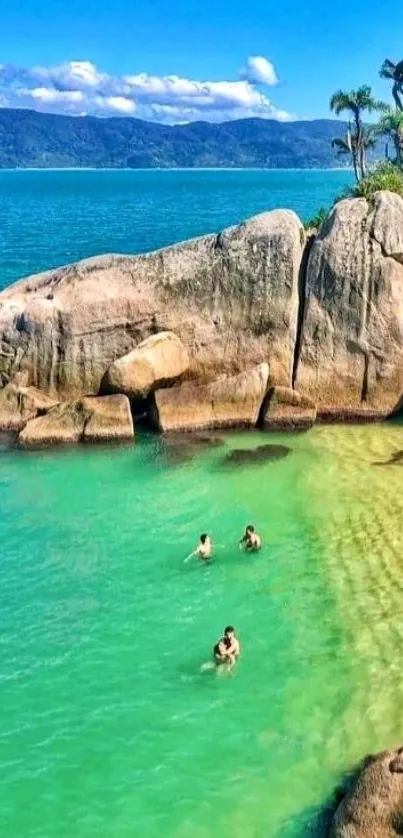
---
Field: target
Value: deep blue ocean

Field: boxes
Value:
[0,169,352,290]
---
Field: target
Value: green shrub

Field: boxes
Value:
[304,206,329,231]
[349,161,403,199]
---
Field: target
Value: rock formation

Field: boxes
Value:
[0,193,403,445]
[19,395,134,447]
[296,191,403,418]
[0,379,58,431]
[0,209,303,399]
[330,746,403,837]
[149,364,269,432]
[261,385,317,430]
[102,331,189,398]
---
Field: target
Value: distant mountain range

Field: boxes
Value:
[0,108,358,169]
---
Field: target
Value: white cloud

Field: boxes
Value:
[99,95,136,114]
[241,56,278,86]
[22,87,84,104]
[32,61,108,90]
[0,57,293,123]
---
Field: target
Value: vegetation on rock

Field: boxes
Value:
[348,160,403,198]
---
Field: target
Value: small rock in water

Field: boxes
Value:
[372,449,403,466]
[159,432,224,464]
[223,444,291,466]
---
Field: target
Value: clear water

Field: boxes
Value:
[1,425,403,838]
[2,169,401,838]
[0,169,352,290]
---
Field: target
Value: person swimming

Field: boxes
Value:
[184,533,213,563]
[213,638,230,664]
[213,626,240,666]
[239,524,261,552]
[223,626,240,659]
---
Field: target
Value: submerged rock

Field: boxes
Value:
[373,449,403,467]
[158,433,225,464]
[261,385,317,430]
[150,364,269,432]
[223,443,290,466]
[102,331,189,398]
[330,746,403,837]
[19,395,134,447]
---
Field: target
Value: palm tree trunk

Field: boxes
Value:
[352,150,359,182]
[393,82,403,112]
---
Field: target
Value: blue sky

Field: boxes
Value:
[0,0,402,123]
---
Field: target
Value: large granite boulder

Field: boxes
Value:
[103,331,189,398]
[330,746,403,837]
[296,191,403,418]
[0,210,303,400]
[19,395,134,447]
[149,364,269,432]
[0,379,58,431]
[261,385,317,430]
[82,395,134,442]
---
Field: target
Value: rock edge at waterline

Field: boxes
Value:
[0,193,402,446]
[330,745,403,838]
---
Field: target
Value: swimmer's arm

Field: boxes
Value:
[184,548,199,563]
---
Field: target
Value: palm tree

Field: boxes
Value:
[330,86,385,180]
[380,59,403,111]
[376,108,403,165]
[332,125,377,181]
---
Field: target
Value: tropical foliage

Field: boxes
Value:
[329,86,385,181]
[376,108,403,165]
[348,161,403,199]
[379,59,403,111]
[328,57,403,204]
[304,207,329,231]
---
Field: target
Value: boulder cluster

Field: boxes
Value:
[0,191,402,446]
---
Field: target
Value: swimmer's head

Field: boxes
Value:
[200,533,209,544]
[246,525,254,534]
[224,625,235,638]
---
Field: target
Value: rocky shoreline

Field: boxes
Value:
[0,190,402,447]
[330,746,403,837]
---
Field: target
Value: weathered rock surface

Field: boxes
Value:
[103,331,189,398]
[261,385,317,430]
[296,191,403,418]
[330,746,403,837]
[149,364,269,432]
[82,395,134,442]
[0,380,58,431]
[19,395,134,447]
[2,192,403,437]
[0,210,303,399]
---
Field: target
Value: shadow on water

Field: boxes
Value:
[275,787,342,838]
[220,443,291,467]
[275,763,362,838]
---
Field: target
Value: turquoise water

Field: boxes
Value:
[2,169,402,838]
[2,425,403,838]
[0,169,352,290]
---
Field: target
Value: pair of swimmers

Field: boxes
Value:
[185,525,262,563]
[213,626,240,667]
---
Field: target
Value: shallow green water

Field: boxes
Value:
[1,423,403,837]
